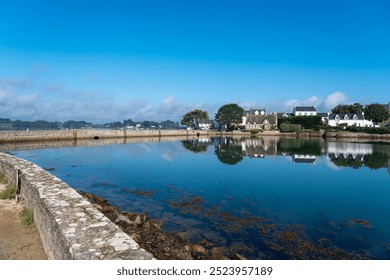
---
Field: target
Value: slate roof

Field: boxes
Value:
[198,120,213,125]
[293,158,316,164]
[294,106,317,112]
[292,155,316,164]
[328,113,365,120]
[243,108,266,116]
[317,113,329,117]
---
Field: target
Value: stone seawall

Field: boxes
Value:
[0,129,215,143]
[0,129,285,143]
[0,152,154,260]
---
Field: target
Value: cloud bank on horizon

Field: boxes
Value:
[1,77,353,123]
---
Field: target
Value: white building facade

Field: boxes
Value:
[327,113,373,127]
[293,106,317,116]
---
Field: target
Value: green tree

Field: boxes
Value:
[215,103,244,130]
[332,103,364,114]
[181,140,210,153]
[63,120,92,129]
[364,103,389,123]
[214,139,243,165]
[363,152,388,169]
[181,109,209,127]
[278,115,321,130]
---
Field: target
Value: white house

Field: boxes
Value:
[293,106,317,116]
[197,120,213,130]
[325,142,373,158]
[327,113,374,127]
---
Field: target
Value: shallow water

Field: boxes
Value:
[12,137,390,259]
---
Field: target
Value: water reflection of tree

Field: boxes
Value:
[181,140,210,153]
[363,153,389,169]
[277,138,321,155]
[215,139,243,165]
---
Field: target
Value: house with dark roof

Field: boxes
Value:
[241,137,278,158]
[245,113,278,131]
[197,119,213,130]
[293,106,317,116]
[317,113,330,123]
[327,113,373,127]
[242,108,266,125]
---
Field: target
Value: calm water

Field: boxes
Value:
[11,137,390,259]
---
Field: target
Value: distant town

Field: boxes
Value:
[0,118,181,131]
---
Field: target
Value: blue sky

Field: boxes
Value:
[0,0,389,123]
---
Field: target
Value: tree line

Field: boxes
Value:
[181,104,243,130]
[0,118,181,130]
[331,103,389,123]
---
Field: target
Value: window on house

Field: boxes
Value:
[344,115,349,120]
[353,115,358,120]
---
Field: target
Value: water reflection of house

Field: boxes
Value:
[292,154,316,164]
[324,142,373,157]
[325,140,374,169]
[241,137,278,158]
[327,153,364,162]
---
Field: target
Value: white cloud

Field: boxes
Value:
[162,96,175,106]
[324,91,348,110]
[0,76,354,123]
[285,96,322,110]
[238,101,266,110]
[274,92,349,113]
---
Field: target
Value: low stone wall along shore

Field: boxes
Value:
[0,129,285,143]
[0,129,213,143]
[0,152,154,260]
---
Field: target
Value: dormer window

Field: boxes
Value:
[353,114,358,120]
[335,115,340,120]
[344,115,349,120]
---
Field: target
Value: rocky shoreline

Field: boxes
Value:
[78,191,245,260]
